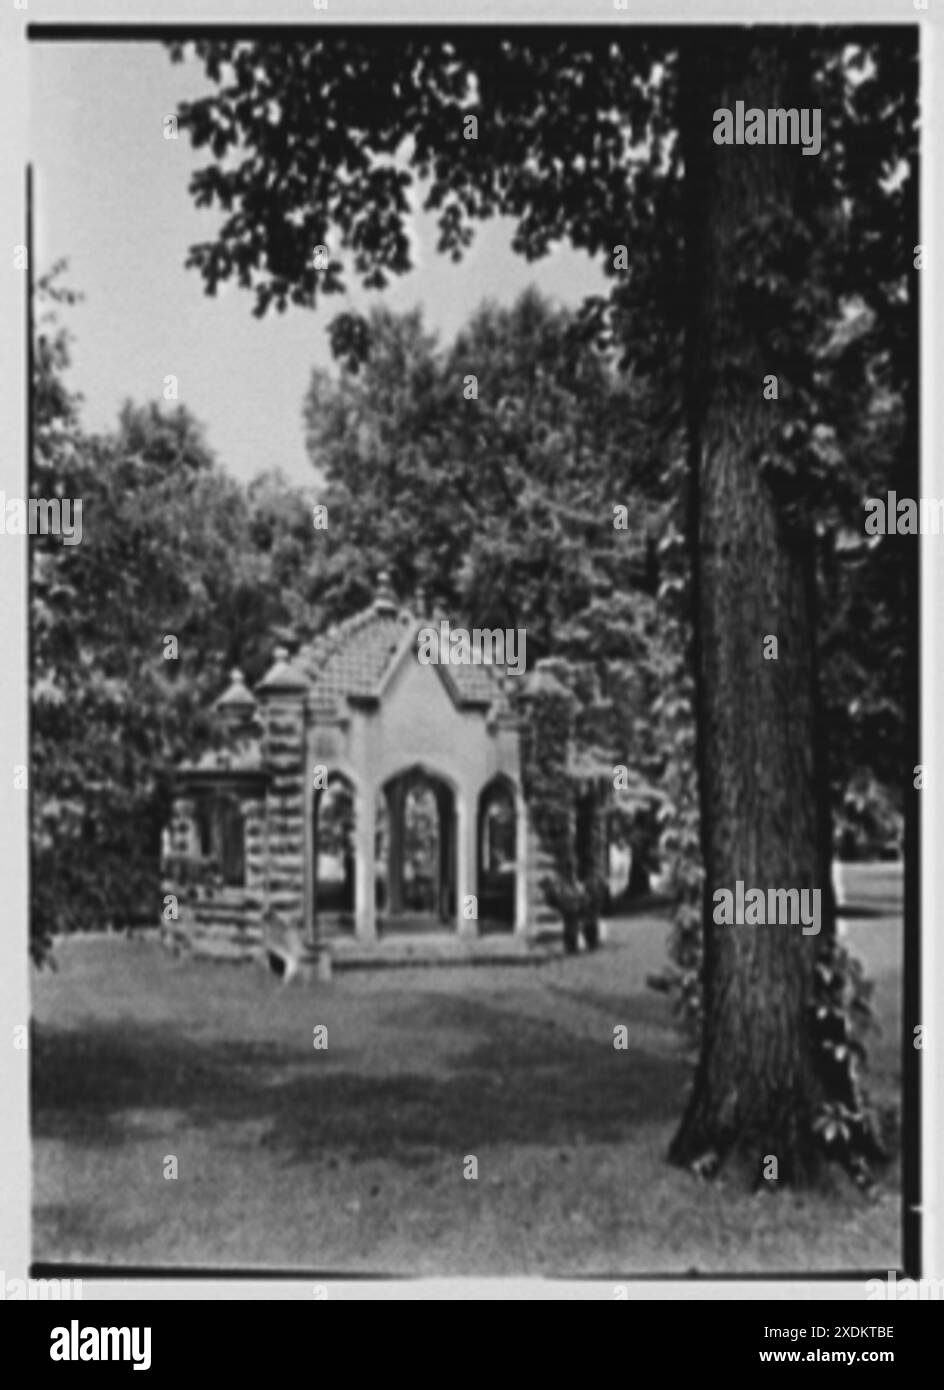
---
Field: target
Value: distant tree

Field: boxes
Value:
[304,290,667,905]
[31,264,92,962]
[245,467,328,652]
[30,276,302,949]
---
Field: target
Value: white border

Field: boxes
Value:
[1,0,938,1303]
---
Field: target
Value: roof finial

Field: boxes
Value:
[374,569,397,614]
[256,644,307,696]
[215,666,257,715]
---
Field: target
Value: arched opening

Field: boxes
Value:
[606,807,633,909]
[476,777,517,932]
[312,773,356,934]
[195,792,246,887]
[377,767,456,933]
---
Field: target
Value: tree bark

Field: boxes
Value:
[671,34,830,1182]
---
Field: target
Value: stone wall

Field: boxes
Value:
[260,695,307,928]
[162,788,267,960]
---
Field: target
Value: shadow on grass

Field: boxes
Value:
[31,998,687,1166]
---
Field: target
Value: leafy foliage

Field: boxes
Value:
[304,291,670,889]
[645,452,704,1048]
[809,936,885,1186]
[30,271,316,956]
[517,672,586,951]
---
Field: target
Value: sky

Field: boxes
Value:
[30,41,608,486]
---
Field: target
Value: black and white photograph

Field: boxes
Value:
[7,5,931,1310]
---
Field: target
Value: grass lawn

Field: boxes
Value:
[31,869,903,1277]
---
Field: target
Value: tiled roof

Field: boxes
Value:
[436,657,507,710]
[293,578,513,720]
[179,582,519,782]
[295,602,410,705]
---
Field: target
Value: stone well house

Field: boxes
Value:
[164,575,571,957]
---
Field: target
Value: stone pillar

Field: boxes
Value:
[169,795,197,860]
[354,782,377,942]
[455,790,478,939]
[165,795,196,933]
[514,793,529,935]
[162,794,196,944]
[242,793,267,940]
[308,792,320,946]
[257,649,308,929]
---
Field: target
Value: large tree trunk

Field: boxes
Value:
[670,34,833,1183]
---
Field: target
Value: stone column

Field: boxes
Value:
[165,795,196,928]
[169,795,197,859]
[257,649,308,930]
[455,789,478,939]
[309,792,320,946]
[242,792,267,942]
[163,794,197,944]
[514,792,529,935]
[354,783,377,942]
